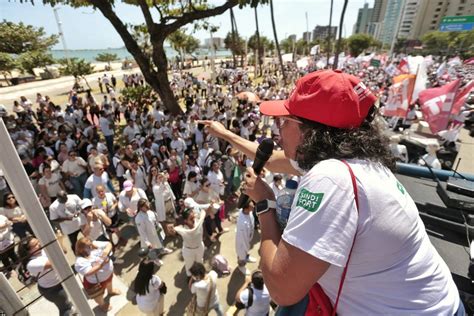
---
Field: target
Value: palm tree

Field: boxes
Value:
[333,0,349,70]
[254,6,263,76]
[269,0,286,82]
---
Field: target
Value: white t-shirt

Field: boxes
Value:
[93,192,117,218]
[236,210,254,261]
[61,157,88,177]
[239,285,271,316]
[136,275,162,313]
[74,241,113,283]
[85,173,111,198]
[191,270,219,308]
[282,159,460,315]
[174,209,206,249]
[49,195,83,235]
[39,173,62,197]
[0,215,14,251]
[99,117,114,137]
[27,251,60,288]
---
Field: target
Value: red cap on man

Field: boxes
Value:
[259,70,377,129]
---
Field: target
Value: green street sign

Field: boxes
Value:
[440,16,474,32]
[441,16,474,24]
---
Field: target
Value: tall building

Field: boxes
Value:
[312,25,338,42]
[288,34,297,42]
[379,0,406,45]
[369,0,388,40]
[409,0,474,39]
[353,3,374,34]
[302,31,312,42]
[398,0,422,39]
[204,37,224,49]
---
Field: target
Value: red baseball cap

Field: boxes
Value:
[259,70,377,129]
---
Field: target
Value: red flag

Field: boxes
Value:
[419,79,461,134]
[384,77,412,117]
[451,80,474,115]
[398,59,409,74]
[464,57,474,65]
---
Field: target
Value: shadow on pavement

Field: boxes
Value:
[168,267,192,316]
[225,268,245,306]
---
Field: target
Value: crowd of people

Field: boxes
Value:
[0,53,472,315]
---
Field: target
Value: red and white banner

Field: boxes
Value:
[384,78,410,117]
[398,58,409,74]
[452,80,474,115]
[418,79,461,134]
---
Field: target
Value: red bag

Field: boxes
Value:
[304,160,360,316]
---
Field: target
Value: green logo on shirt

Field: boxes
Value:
[296,188,324,212]
[396,181,405,195]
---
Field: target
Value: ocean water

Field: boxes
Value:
[50,47,232,62]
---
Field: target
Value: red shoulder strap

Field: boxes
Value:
[332,160,359,315]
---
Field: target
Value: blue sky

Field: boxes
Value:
[0,0,373,50]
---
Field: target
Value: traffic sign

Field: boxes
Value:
[439,16,474,32]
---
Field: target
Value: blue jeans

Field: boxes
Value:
[38,283,73,316]
[454,301,466,316]
[70,173,88,198]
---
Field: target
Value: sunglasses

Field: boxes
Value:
[275,116,303,129]
[6,196,15,200]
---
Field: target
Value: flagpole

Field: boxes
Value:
[411,64,420,103]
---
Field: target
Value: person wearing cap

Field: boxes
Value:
[118,180,148,218]
[49,191,84,252]
[80,198,112,242]
[203,70,462,314]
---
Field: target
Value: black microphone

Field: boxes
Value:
[238,138,274,208]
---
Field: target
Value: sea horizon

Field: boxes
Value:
[49,47,232,62]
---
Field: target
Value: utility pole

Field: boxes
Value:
[53,7,70,65]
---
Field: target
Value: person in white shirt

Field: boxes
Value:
[80,198,112,242]
[118,180,148,219]
[62,149,88,197]
[270,174,284,198]
[170,132,187,160]
[38,164,65,205]
[189,262,224,316]
[183,171,200,199]
[84,163,114,199]
[135,199,172,262]
[235,201,256,276]
[49,191,84,252]
[0,214,17,276]
[19,237,74,315]
[207,160,225,196]
[235,270,271,316]
[171,200,208,277]
[124,159,148,192]
[134,260,166,315]
[123,119,140,143]
[75,237,120,312]
[152,172,176,222]
[98,111,115,157]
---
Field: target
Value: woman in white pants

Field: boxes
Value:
[171,198,208,278]
[134,260,166,316]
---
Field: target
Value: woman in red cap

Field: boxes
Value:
[201,70,463,315]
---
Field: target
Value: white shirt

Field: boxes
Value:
[93,192,117,218]
[136,275,162,313]
[135,210,163,249]
[207,170,224,196]
[85,172,111,198]
[282,159,459,315]
[174,209,206,249]
[235,210,254,260]
[0,206,23,220]
[39,173,62,197]
[239,285,271,316]
[99,117,114,137]
[27,250,60,288]
[74,241,113,283]
[118,188,147,217]
[191,270,219,308]
[170,138,187,154]
[123,125,139,143]
[62,157,88,177]
[49,195,83,235]
[0,215,14,251]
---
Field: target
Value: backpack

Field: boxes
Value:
[211,254,231,276]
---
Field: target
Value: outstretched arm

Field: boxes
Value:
[199,120,300,175]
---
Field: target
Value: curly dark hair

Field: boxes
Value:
[295,114,395,171]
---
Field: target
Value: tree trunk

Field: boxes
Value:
[152,39,182,115]
[269,0,286,82]
[326,0,334,68]
[254,7,263,77]
[81,76,92,90]
[333,0,349,70]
